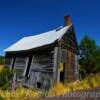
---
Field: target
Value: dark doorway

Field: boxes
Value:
[60,63,65,83]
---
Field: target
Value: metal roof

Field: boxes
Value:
[4,24,71,52]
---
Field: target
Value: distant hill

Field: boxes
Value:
[0,56,4,65]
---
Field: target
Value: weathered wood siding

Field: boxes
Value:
[5,57,14,69]
[53,47,59,85]
[14,57,29,79]
[22,51,54,90]
[59,31,79,82]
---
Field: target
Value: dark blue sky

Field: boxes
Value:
[0,0,100,55]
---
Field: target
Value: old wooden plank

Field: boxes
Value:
[13,57,29,80]
[5,57,14,69]
[28,56,34,77]
[75,55,79,80]
[23,57,29,77]
[57,46,62,83]
[53,47,59,86]
[62,49,67,83]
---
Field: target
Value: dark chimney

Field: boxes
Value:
[64,15,71,27]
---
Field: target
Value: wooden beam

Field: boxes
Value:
[57,46,62,83]
[75,55,79,80]
[12,72,17,90]
[28,56,34,77]
[10,58,14,69]
[53,47,59,86]
[23,57,29,77]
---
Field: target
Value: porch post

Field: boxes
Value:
[57,46,62,83]
[53,47,59,86]
[75,55,79,80]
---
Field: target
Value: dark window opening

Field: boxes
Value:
[37,82,42,89]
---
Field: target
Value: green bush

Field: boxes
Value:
[0,56,4,65]
[0,68,14,90]
[1,83,10,90]
[0,96,3,100]
[79,36,100,78]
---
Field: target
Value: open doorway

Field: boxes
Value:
[60,63,65,83]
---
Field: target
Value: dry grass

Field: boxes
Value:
[48,83,70,96]
[0,65,100,99]
[48,73,100,96]
[0,87,42,100]
[0,65,4,72]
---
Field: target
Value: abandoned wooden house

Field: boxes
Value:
[4,16,79,90]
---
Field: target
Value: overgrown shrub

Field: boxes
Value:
[0,96,3,100]
[0,87,41,99]
[48,73,100,96]
[0,68,15,90]
[0,56,4,65]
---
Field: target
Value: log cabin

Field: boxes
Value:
[4,16,79,90]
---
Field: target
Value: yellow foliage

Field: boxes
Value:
[48,73,100,96]
[0,65,4,72]
[86,73,100,88]
[48,83,71,96]
[59,63,64,72]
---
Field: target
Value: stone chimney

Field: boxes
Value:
[64,15,71,27]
